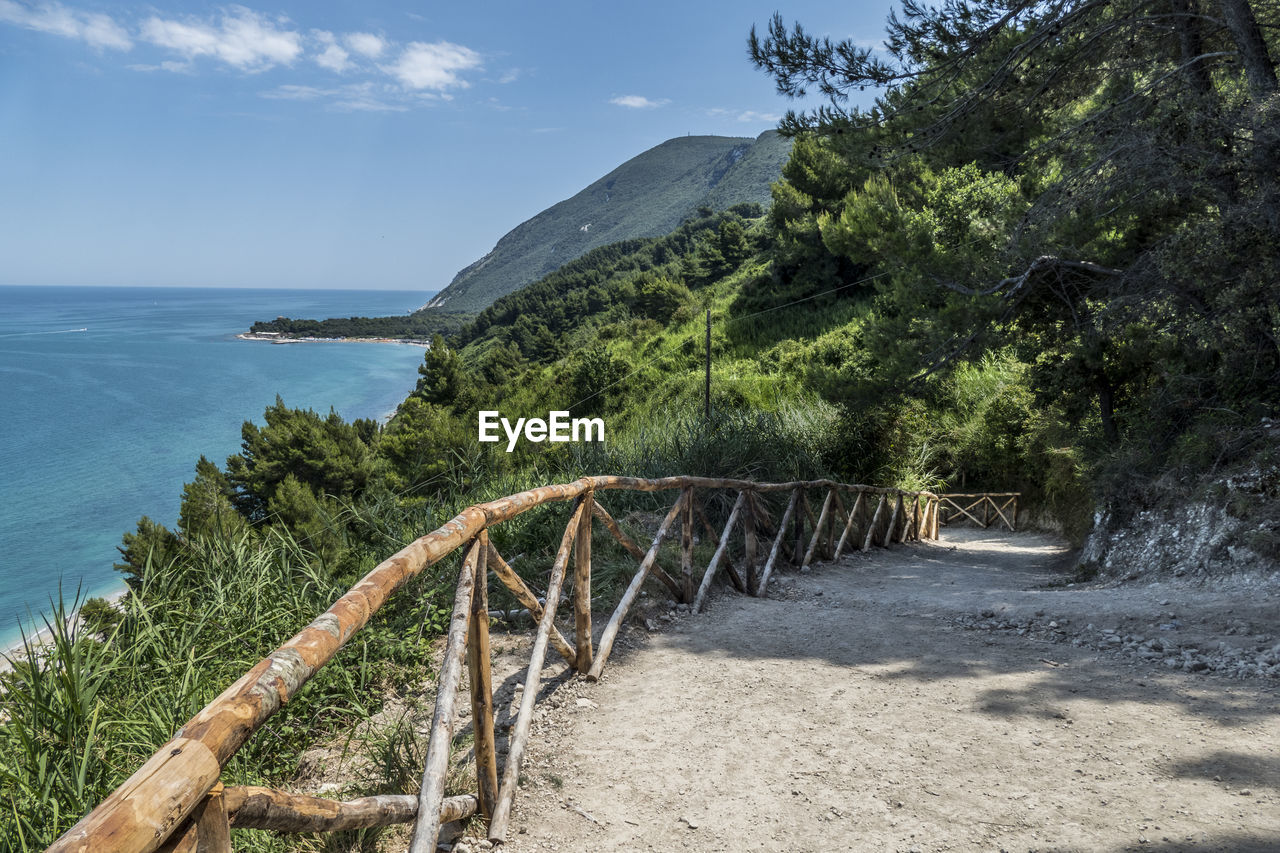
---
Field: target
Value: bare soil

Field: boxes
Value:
[475,528,1280,853]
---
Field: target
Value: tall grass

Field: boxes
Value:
[0,526,445,850]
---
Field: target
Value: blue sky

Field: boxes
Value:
[0,1,889,292]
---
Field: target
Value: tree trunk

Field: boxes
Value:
[1096,371,1120,446]
[1171,0,1216,95]
[1219,0,1279,96]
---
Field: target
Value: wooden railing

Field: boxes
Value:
[937,492,1019,532]
[47,476,940,853]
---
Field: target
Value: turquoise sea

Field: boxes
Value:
[0,285,431,650]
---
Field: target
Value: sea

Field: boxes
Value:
[0,285,432,651]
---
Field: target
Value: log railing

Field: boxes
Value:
[47,476,940,853]
[937,492,1019,532]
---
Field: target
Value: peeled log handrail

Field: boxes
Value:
[49,475,939,853]
[223,786,477,831]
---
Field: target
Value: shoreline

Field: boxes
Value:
[237,332,430,347]
[1,586,129,672]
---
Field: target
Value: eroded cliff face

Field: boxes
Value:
[1080,465,1279,581]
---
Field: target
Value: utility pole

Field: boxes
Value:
[704,309,711,420]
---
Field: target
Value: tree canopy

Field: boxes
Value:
[750,0,1279,465]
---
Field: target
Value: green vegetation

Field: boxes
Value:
[747,0,1278,517]
[7,2,1277,846]
[247,308,471,341]
[425,131,792,312]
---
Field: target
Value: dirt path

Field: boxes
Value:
[471,529,1280,853]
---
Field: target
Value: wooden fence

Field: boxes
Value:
[937,493,1019,532]
[47,476,940,853]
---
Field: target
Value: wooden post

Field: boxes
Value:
[591,499,685,601]
[194,783,231,853]
[884,493,903,546]
[485,544,576,667]
[574,491,594,672]
[793,490,812,564]
[862,494,886,551]
[488,499,584,843]
[693,491,745,613]
[408,539,480,853]
[827,490,846,559]
[681,487,695,602]
[833,491,864,559]
[468,531,499,825]
[802,489,835,567]
[587,492,686,681]
[757,489,800,596]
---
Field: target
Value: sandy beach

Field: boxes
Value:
[0,586,129,673]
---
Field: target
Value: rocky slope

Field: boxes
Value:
[426,131,791,312]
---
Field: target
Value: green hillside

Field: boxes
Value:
[425,130,791,313]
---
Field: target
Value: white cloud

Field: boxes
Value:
[141,6,301,71]
[709,107,782,123]
[0,0,130,50]
[261,81,408,112]
[315,43,349,71]
[385,40,480,90]
[497,68,520,84]
[127,59,193,73]
[312,29,349,72]
[3,2,490,111]
[344,31,384,58]
[610,94,668,109]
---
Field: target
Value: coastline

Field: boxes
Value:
[237,332,430,347]
[1,586,129,672]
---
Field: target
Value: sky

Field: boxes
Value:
[0,1,891,292]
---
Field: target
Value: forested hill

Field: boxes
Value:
[425,130,792,313]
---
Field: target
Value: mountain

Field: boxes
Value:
[425,130,792,313]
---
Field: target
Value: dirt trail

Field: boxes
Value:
[478,529,1279,853]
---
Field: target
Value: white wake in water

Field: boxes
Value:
[0,328,88,338]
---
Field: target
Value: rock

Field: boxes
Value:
[576,698,598,709]
[454,844,471,853]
